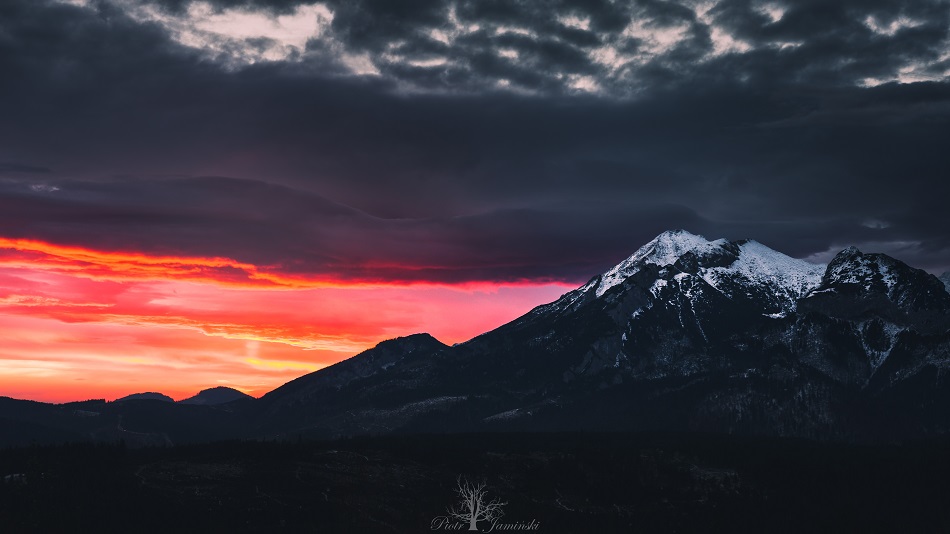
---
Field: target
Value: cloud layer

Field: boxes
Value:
[3,0,949,278]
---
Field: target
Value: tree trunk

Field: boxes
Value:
[469,501,480,530]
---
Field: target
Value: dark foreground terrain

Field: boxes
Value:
[2,433,950,533]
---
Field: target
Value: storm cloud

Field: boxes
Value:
[2,0,949,282]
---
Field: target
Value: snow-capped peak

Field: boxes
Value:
[583,231,826,316]
[589,230,728,297]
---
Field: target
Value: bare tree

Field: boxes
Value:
[447,476,507,531]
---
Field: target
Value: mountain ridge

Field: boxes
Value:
[256,230,950,441]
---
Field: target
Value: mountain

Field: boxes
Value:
[0,396,252,448]
[179,387,253,406]
[258,230,950,441]
[3,230,949,446]
[941,271,950,293]
[256,334,450,436]
[115,392,174,403]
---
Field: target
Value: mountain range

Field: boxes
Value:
[113,387,252,405]
[3,230,950,445]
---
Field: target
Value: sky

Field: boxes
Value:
[1,0,949,402]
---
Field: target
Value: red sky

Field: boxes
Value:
[0,238,571,402]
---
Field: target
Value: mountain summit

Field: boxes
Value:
[582,230,823,303]
[557,229,825,319]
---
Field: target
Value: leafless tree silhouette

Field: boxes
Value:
[447,476,507,531]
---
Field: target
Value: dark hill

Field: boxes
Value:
[114,392,174,403]
[179,387,253,406]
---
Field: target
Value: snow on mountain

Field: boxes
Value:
[940,272,950,294]
[824,246,902,293]
[704,240,824,294]
[587,230,728,297]
[579,230,824,316]
[701,240,825,316]
[806,247,950,327]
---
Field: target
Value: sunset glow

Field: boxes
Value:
[0,238,571,402]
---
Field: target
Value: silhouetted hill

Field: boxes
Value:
[115,392,174,403]
[179,387,252,406]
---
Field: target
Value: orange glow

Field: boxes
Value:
[0,237,340,289]
[0,238,571,403]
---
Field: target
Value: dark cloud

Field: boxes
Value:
[0,0,948,282]
[78,0,946,96]
[0,174,708,283]
[0,162,51,174]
